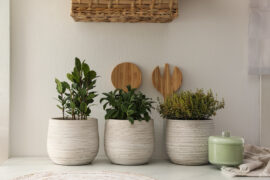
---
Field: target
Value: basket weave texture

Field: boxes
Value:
[71,0,178,23]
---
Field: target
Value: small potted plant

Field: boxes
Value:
[159,89,225,165]
[100,86,155,165]
[47,57,99,166]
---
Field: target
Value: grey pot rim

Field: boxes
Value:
[106,119,153,121]
[50,117,97,121]
[166,119,213,121]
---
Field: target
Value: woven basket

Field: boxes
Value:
[71,0,178,23]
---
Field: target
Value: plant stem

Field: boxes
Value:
[61,93,65,120]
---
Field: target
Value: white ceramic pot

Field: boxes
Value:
[47,118,99,166]
[105,119,154,165]
[166,119,214,165]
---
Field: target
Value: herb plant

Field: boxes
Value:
[159,89,225,120]
[55,57,98,120]
[100,86,154,124]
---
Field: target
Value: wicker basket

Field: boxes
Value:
[71,0,178,23]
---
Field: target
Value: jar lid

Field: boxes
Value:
[209,131,244,145]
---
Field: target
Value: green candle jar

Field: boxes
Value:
[208,131,244,167]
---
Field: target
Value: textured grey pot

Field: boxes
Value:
[47,118,99,166]
[105,119,154,165]
[166,119,214,165]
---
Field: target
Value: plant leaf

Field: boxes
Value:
[75,57,81,71]
[55,78,63,93]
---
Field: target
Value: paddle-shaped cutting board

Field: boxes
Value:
[111,62,142,91]
[152,64,182,99]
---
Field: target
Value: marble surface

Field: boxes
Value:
[0,158,269,180]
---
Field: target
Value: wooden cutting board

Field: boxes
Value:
[111,62,142,91]
[152,64,182,99]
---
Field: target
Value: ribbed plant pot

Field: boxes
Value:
[47,118,99,166]
[166,119,214,165]
[105,119,154,165]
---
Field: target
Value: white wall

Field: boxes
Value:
[261,75,270,148]
[10,0,260,158]
[0,0,10,162]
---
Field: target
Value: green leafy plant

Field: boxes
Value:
[159,89,225,120]
[100,86,154,124]
[55,57,98,120]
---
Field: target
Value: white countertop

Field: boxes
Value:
[0,158,268,180]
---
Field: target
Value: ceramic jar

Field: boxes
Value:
[104,119,154,165]
[47,118,99,165]
[208,131,244,166]
[166,119,214,165]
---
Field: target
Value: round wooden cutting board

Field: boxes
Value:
[111,62,142,91]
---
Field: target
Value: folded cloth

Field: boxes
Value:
[239,159,264,173]
[221,144,270,177]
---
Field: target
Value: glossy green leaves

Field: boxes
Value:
[55,57,98,120]
[100,85,154,124]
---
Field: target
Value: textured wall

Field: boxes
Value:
[11,0,260,158]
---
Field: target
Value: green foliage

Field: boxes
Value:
[100,86,154,124]
[55,57,98,120]
[159,89,225,120]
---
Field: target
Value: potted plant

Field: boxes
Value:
[159,89,225,165]
[47,57,99,166]
[100,86,155,165]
